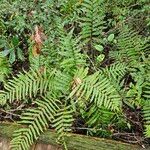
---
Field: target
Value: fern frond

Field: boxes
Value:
[109,26,144,66]
[54,71,73,94]
[52,105,74,139]
[143,82,150,99]
[0,55,11,82]
[145,125,150,138]
[143,101,150,137]
[70,63,126,111]
[102,62,126,87]
[10,96,60,150]
[0,68,54,105]
[59,29,86,72]
[80,0,105,45]
[84,104,115,127]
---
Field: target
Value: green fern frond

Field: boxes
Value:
[52,105,74,139]
[0,68,54,105]
[143,82,150,99]
[84,104,115,127]
[145,125,150,138]
[54,71,73,94]
[143,101,150,137]
[70,63,126,111]
[0,55,11,82]
[80,0,105,45]
[102,62,126,87]
[10,96,60,150]
[109,26,144,66]
[59,29,86,72]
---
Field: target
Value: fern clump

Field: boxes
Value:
[70,63,126,111]
[0,0,150,149]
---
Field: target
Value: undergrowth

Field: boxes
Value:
[0,0,149,149]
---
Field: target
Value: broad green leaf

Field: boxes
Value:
[9,51,16,64]
[12,36,19,47]
[1,49,10,56]
[108,34,115,42]
[94,45,104,52]
[17,48,25,60]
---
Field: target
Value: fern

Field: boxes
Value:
[59,29,86,72]
[143,101,150,137]
[109,26,145,66]
[69,63,126,135]
[52,106,74,140]
[52,70,74,98]
[0,67,74,150]
[80,0,105,45]
[70,63,126,111]
[34,23,86,73]
[1,0,149,148]
[82,104,126,137]
[80,0,105,60]
[0,68,54,105]
[143,60,150,100]
[143,82,150,99]
[142,64,150,137]
[84,104,115,127]
[10,96,60,150]
[102,62,126,90]
[0,55,11,82]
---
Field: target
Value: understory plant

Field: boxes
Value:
[0,0,149,150]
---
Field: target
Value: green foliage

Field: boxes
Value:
[80,0,105,44]
[69,63,127,135]
[143,101,150,137]
[0,36,25,63]
[70,63,126,111]
[59,29,86,72]
[52,106,74,140]
[0,68,52,105]
[80,0,105,60]
[109,26,144,66]
[10,96,60,149]
[0,55,11,82]
[0,0,150,149]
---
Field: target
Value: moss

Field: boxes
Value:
[0,123,149,150]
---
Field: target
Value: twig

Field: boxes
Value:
[86,55,98,72]
[112,132,146,144]
[71,127,103,131]
[0,109,21,117]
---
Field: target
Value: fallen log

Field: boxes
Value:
[0,123,149,150]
